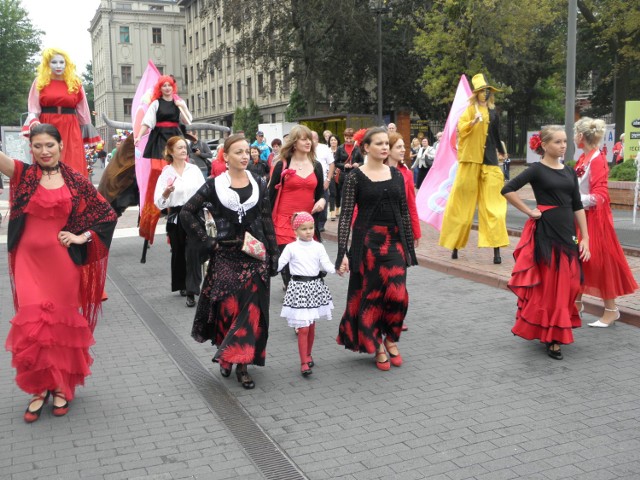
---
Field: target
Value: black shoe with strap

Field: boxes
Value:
[236,364,255,389]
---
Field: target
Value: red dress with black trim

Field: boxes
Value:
[5,185,94,400]
[502,163,584,344]
[576,149,637,299]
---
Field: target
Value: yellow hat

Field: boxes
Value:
[471,73,501,92]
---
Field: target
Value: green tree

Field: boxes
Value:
[232,105,248,135]
[285,88,307,122]
[576,0,640,136]
[0,0,42,126]
[231,100,261,142]
[81,62,96,126]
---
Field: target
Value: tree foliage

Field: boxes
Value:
[0,0,42,126]
[285,88,307,122]
[232,99,261,142]
[81,62,96,126]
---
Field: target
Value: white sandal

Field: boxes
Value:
[588,307,620,328]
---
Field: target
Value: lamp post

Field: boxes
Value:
[564,0,577,162]
[370,0,391,125]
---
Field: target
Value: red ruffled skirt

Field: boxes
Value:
[5,185,95,400]
[509,218,582,345]
[581,206,638,299]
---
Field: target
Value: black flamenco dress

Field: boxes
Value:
[501,163,584,344]
[335,168,417,354]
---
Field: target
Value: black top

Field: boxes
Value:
[336,167,417,270]
[230,183,253,204]
[502,162,583,263]
[482,109,506,166]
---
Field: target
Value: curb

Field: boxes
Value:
[322,230,640,327]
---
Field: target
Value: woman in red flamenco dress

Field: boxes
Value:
[573,117,638,327]
[1,124,116,423]
[22,48,101,178]
[268,125,326,290]
[501,126,590,360]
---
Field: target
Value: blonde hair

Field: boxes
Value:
[535,125,565,155]
[280,125,316,164]
[411,137,420,148]
[469,90,496,109]
[35,48,81,94]
[574,117,606,147]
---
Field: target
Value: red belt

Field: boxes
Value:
[156,122,179,128]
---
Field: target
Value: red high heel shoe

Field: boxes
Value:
[24,391,50,423]
[375,349,390,371]
[384,339,403,367]
[52,391,70,417]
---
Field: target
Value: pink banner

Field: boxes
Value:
[132,60,161,212]
[416,75,472,230]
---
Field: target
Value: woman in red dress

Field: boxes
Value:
[573,118,638,327]
[23,48,101,177]
[269,125,326,289]
[1,124,117,422]
[501,126,590,360]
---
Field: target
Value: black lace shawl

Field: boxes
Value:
[179,172,279,275]
[335,167,417,270]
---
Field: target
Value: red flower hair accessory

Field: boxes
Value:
[353,128,367,145]
[529,133,542,152]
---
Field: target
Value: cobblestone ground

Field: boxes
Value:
[3,229,640,479]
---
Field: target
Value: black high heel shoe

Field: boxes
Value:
[218,359,232,378]
[451,248,458,260]
[236,364,255,389]
[546,342,563,360]
[493,247,502,264]
[24,391,50,423]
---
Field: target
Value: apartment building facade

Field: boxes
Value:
[89,0,187,145]
[177,0,290,128]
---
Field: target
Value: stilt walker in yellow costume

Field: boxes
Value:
[439,73,509,264]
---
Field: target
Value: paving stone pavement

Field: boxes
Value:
[4,229,640,479]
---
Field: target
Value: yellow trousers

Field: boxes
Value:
[439,163,509,250]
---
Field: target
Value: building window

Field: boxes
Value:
[184,67,188,84]
[196,63,200,81]
[121,66,132,84]
[226,48,231,68]
[269,70,276,95]
[197,94,201,111]
[209,22,213,40]
[190,66,194,84]
[258,74,264,96]
[149,5,164,11]
[195,32,199,49]
[201,27,206,45]
[211,89,215,109]
[236,80,242,102]
[246,77,252,99]
[156,66,164,75]
[204,92,208,110]
[217,17,221,36]
[227,83,232,104]
[189,36,192,52]
[123,98,133,116]
[183,29,187,45]
[190,96,194,111]
[119,26,130,43]
[152,27,162,44]
[271,113,277,123]
[219,86,223,107]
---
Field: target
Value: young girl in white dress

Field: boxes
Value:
[278,212,335,376]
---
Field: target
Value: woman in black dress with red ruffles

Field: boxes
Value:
[335,127,417,371]
[501,125,590,360]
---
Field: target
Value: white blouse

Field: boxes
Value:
[154,162,205,209]
[278,239,336,276]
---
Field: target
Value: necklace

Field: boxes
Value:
[38,163,61,177]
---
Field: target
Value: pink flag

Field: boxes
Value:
[416,75,472,230]
[132,60,161,212]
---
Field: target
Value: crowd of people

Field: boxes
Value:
[2,53,637,425]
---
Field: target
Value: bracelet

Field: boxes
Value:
[83,231,93,242]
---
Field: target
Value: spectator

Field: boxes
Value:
[251,131,271,164]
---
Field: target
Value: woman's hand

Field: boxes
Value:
[414,238,420,248]
[175,99,186,108]
[133,137,140,145]
[579,238,590,262]
[311,198,326,214]
[163,184,175,198]
[528,208,542,219]
[58,231,86,248]
[337,256,349,276]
